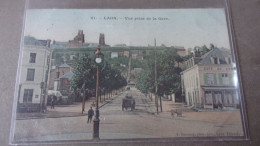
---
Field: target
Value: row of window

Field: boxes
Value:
[211,57,231,64]
[204,73,232,85]
[26,53,37,81]
[205,91,238,106]
[23,89,41,103]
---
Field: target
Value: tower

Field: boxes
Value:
[99,33,105,46]
[74,30,85,43]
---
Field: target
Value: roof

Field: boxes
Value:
[83,43,99,47]
[51,41,67,49]
[24,36,49,47]
[59,63,70,68]
[198,48,230,65]
[59,71,74,79]
[113,44,127,47]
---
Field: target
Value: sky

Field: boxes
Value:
[24,9,231,49]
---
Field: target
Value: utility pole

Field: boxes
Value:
[154,38,159,114]
[127,51,132,83]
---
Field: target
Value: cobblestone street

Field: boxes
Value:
[13,88,244,142]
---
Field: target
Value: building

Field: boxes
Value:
[118,51,124,56]
[113,44,127,47]
[174,46,188,57]
[17,36,51,112]
[67,30,85,48]
[48,63,71,90]
[99,33,105,46]
[123,51,130,57]
[54,71,74,96]
[51,40,67,49]
[181,48,239,109]
[132,53,139,59]
[111,52,118,58]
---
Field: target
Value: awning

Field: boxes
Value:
[48,90,63,97]
[201,86,237,90]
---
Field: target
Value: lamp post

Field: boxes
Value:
[93,47,103,139]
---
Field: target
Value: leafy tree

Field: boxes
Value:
[174,55,184,67]
[71,54,127,113]
[210,43,215,50]
[70,54,96,113]
[156,50,182,96]
[136,48,183,99]
[201,45,210,55]
[136,48,184,113]
[136,70,154,95]
[71,55,96,92]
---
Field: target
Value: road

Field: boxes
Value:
[13,87,244,142]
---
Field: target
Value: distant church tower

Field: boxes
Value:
[67,30,85,48]
[99,33,105,46]
[74,30,85,43]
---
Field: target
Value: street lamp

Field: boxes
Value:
[93,47,103,139]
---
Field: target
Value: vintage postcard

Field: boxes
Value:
[10,7,247,144]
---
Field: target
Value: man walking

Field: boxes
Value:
[87,107,94,123]
[51,96,55,109]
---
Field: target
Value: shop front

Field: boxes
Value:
[202,86,239,109]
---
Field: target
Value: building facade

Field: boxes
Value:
[181,48,239,109]
[55,71,74,96]
[48,63,71,90]
[99,33,105,46]
[17,36,51,112]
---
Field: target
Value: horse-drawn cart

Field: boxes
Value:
[122,94,135,111]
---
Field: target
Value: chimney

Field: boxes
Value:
[46,39,51,48]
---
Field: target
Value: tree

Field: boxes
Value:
[156,50,182,96]
[210,43,215,50]
[71,54,127,113]
[136,70,154,95]
[201,45,210,55]
[136,48,183,113]
[71,55,96,113]
[174,55,184,67]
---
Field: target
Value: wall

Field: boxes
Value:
[18,45,50,103]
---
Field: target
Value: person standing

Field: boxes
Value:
[51,96,55,109]
[87,107,94,123]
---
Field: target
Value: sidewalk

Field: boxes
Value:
[146,97,187,117]
[16,93,121,120]
[146,96,242,124]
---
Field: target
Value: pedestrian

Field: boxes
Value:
[51,96,55,109]
[87,107,94,123]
